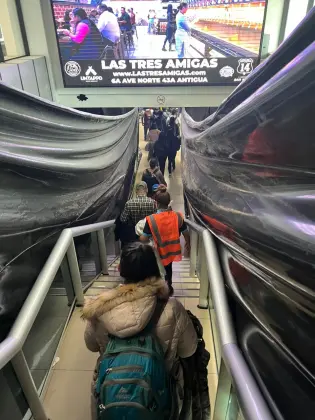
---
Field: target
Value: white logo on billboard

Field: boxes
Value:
[80,66,103,83]
[237,58,253,76]
[219,66,234,78]
[85,66,97,76]
[64,61,81,77]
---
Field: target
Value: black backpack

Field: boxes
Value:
[142,170,159,195]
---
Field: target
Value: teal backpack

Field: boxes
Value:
[95,301,172,420]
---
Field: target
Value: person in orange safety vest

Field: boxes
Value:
[140,185,190,295]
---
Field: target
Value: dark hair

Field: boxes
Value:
[72,8,87,20]
[64,10,71,21]
[167,4,173,13]
[121,6,126,11]
[150,121,157,130]
[98,5,108,12]
[149,158,158,169]
[169,116,176,127]
[179,2,188,10]
[107,7,114,14]
[120,242,160,283]
[155,185,171,208]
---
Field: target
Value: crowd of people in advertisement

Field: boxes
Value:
[56,2,191,59]
[56,4,136,59]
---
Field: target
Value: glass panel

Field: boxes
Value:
[261,0,285,57]
[225,386,245,420]
[0,0,25,60]
[0,364,29,419]
[284,0,309,39]
[23,293,71,389]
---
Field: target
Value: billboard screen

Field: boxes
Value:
[51,0,267,88]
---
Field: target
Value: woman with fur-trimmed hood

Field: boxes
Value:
[82,242,198,419]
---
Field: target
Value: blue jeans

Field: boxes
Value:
[175,38,185,58]
[148,19,154,34]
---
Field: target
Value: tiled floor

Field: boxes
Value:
[126,26,197,59]
[42,122,219,419]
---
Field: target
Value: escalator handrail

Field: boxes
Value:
[0,219,116,371]
[186,219,274,420]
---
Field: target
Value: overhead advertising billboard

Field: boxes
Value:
[51,0,267,88]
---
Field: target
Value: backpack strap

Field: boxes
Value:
[143,299,168,334]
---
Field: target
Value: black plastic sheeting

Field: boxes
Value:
[182,10,315,420]
[0,83,138,341]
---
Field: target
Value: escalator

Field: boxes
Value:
[182,7,315,420]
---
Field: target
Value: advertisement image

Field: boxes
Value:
[51,0,267,87]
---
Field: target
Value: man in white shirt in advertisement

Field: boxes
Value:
[97,4,120,44]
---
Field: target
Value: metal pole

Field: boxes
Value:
[0,44,4,63]
[198,240,209,309]
[11,351,49,420]
[189,229,198,278]
[115,240,121,257]
[67,239,84,306]
[60,257,75,305]
[91,232,101,275]
[97,229,109,275]
[213,358,232,420]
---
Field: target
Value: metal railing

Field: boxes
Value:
[0,219,115,420]
[0,217,274,420]
[187,219,274,420]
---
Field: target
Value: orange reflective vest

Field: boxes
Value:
[146,210,183,266]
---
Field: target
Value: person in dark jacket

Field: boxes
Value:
[142,158,167,196]
[142,109,151,141]
[162,4,176,51]
[166,116,181,175]
[153,131,169,175]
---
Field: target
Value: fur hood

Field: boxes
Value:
[82,277,169,321]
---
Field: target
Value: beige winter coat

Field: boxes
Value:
[82,277,198,417]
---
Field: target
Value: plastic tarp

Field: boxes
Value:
[181,10,315,420]
[0,83,138,340]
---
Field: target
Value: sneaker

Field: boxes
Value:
[162,47,167,51]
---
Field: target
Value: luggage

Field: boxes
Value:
[95,301,171,420]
